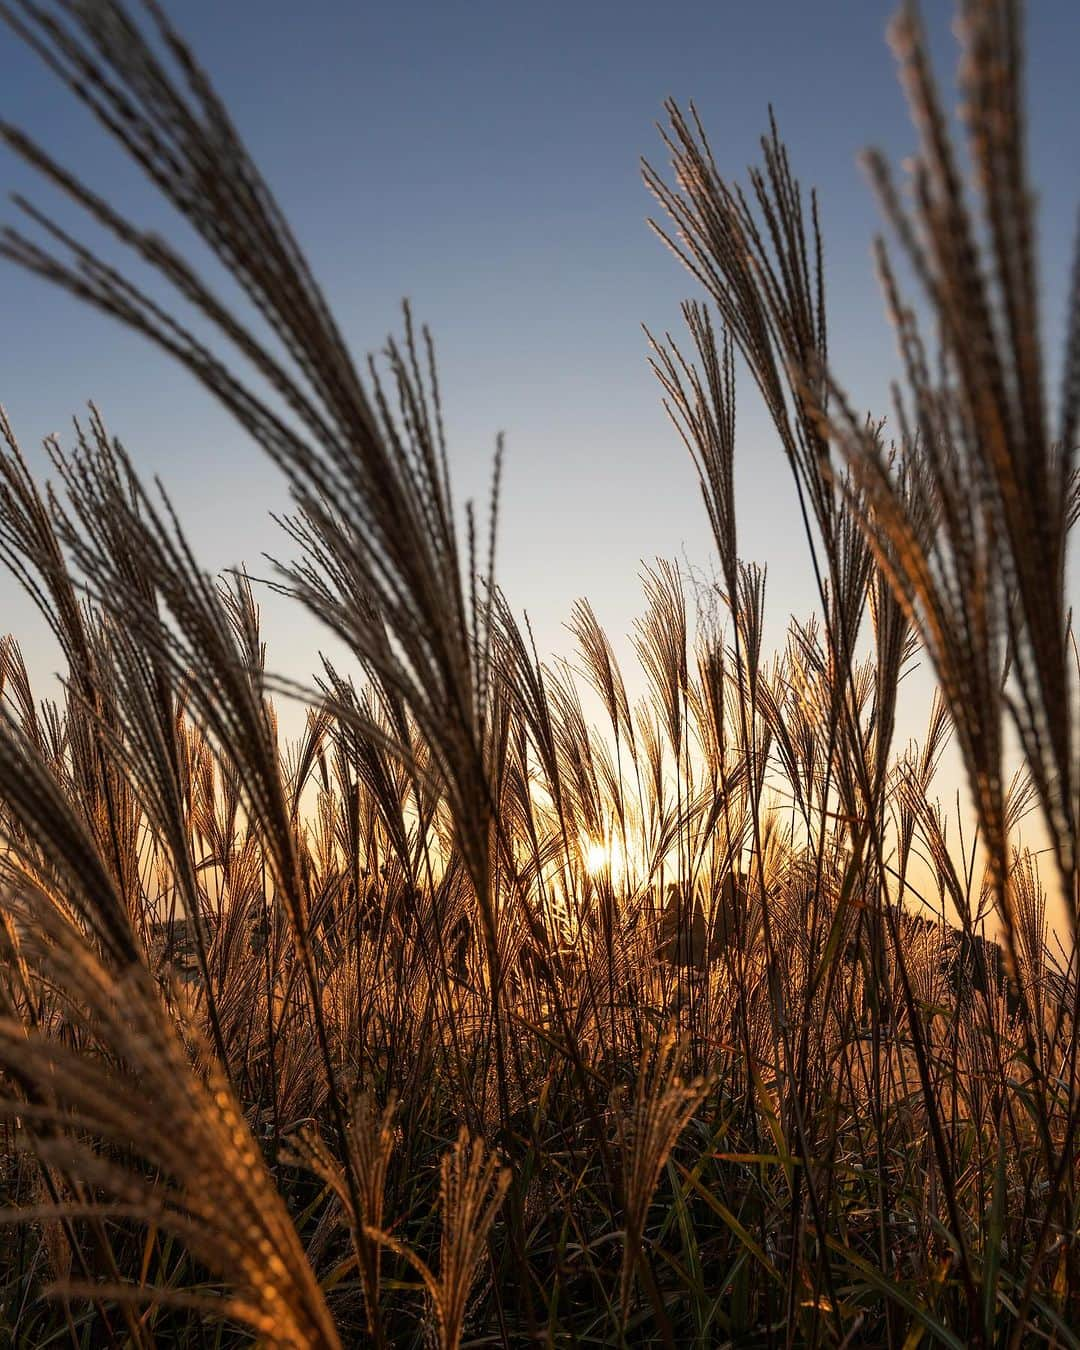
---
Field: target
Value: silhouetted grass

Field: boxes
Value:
[0,1,1076,1345]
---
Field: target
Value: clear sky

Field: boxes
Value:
[1,1,1077,757]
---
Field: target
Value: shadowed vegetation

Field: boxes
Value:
[0,1,1077,1345]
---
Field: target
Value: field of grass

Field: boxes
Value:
[0,1,1077,1345]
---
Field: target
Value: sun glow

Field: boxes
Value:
[583,839,609,875]
[581,832,627,881]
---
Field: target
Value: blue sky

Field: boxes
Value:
[1,1,1077,753]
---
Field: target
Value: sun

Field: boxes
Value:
[581,833,627,881]
[584,839,611,876]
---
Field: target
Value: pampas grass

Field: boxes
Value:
[0,0,1076,1344]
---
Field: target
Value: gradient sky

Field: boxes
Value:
[1,1,1077,763]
